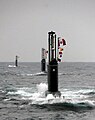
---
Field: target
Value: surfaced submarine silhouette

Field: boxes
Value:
[45,31,61,97]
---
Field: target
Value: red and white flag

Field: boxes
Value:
[58,37,66,62]
[58,37,66,48]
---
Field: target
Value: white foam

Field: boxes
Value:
[20,72,47,77]
[76,89,95,95]
[8,90,32,97]
[30,72,47,76]
[37,83,48,93]
[26,74,33,76]
[6,83,95,106]
[8,65,16,68]
[46,94,55,99]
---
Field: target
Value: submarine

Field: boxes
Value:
[45,31,61,97]
[41,48,47,73]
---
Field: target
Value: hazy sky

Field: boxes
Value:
[0,0,95,62]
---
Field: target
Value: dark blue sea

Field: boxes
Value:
[0,62,95,120]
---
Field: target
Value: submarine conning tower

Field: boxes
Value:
[41,48,46,72]
[41,58,46,72]
[46,31,61,97]
[15,55,18,67]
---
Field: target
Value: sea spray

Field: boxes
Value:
[5,83,95,108]
[36,83,48,97]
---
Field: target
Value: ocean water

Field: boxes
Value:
[0,62,95,120]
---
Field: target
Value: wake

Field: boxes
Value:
[4,83,95,109]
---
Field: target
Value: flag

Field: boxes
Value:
[62,39,66,45]
[57,37,66,62]
[58,37,66,47]
[59,51,63,54]
[45,50,48,53]
[58,58,61,62]
[59,48,64,51]
[60,54,62,57]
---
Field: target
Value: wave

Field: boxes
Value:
[20,72,47,77]
[32,72,47,76]
[5,83,95,110]
[72,89,95,96]
[59,72,74,76]
[0,71,73,77]
[0,71,47,77]
[20,72,68,77]
[0,71,18,76]
[8,65,16,68]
